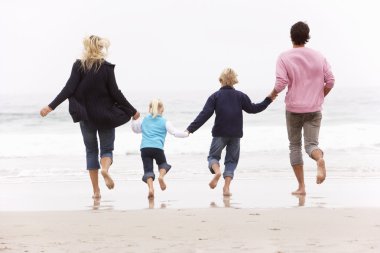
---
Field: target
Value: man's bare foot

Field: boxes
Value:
[148,188,154,199]
[158,176,167,191]
[291,187,306,195]
[223,187,232,197]
[316,158,326,184]
[101,169,114,189]
[293,194,306,206]
[209,172,221,189]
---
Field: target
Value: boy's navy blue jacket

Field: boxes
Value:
[187,86,272,138]
[49,60,136,129]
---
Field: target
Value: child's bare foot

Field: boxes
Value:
[316,158,326,184]
[101,169,114,189]
[148,198,154,209]
[209,172,221,189]
[158,176,167,191]
[223,187,232,197]
[148,188,154,199]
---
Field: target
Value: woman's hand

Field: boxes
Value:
[40,106,53,117]
[133,111,140,120]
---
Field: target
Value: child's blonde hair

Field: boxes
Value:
[149,99,164,118]
[219,68,238,86]
[81,35,110,71]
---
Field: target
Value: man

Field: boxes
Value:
[270,21,335,195]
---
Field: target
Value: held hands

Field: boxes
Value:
[40,106,52,117]
[268,89,278,101]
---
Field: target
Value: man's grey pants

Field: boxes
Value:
[286,111,323,166]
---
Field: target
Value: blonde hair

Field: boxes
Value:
[149,99,164,118]
[219,68,238,86]
[81,35,110,71]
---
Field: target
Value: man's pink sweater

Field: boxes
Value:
[275,47,335,113]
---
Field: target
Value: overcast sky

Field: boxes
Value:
[1,0,379,96]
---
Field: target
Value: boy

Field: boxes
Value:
[186,68,275,196]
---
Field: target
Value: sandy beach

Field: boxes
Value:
[1,153,380,252]
[1,208,379,253]
[1,175,380,252]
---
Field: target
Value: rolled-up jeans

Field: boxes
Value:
[140,148,171,183]
[207,137,240,179]
[286,111,322,166]
[80,121,115,170]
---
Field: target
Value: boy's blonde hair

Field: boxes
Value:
[81,35,110,71]
[149,99,164,118]
[219,68,238,86]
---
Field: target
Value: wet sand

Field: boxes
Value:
[1,208,380,253]
[1,177,380,211]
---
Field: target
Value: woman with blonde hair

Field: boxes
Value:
[131,99,188,199]
[40,35,140,199]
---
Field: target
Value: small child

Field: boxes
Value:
[186,68,275,196]
[132,99,189,199]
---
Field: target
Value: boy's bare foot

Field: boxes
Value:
[148,188,154,199]
[158,176,167,191]
[101,169,114,189]
[316,158,326,184]
[209,172,221,189]
[223,187,232,197]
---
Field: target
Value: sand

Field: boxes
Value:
[1,208,380,253]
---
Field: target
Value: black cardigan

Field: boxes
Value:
[49,60,137,129]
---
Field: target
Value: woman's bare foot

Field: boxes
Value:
[158,176,167,191]
[101,169,114,189]
[223,187,232,197]
[92,191,101,199]
[316,158,326,184]
[209,172,221,189]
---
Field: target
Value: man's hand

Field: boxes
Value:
[324,86,332,97]
[40,106,52,117]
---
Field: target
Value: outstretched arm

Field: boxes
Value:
[186,95,215,134]
[107,65,138,118]
[40,61,82,117]
[131,119,142,134]
[166,121,189,138]
[242,94,273,114]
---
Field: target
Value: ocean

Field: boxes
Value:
[1,86,379,184]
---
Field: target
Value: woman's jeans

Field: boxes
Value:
[207,137,240,179]
[80,121,115,170]
[286,111,322,166]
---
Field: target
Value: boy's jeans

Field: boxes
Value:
[207,137,240,179]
